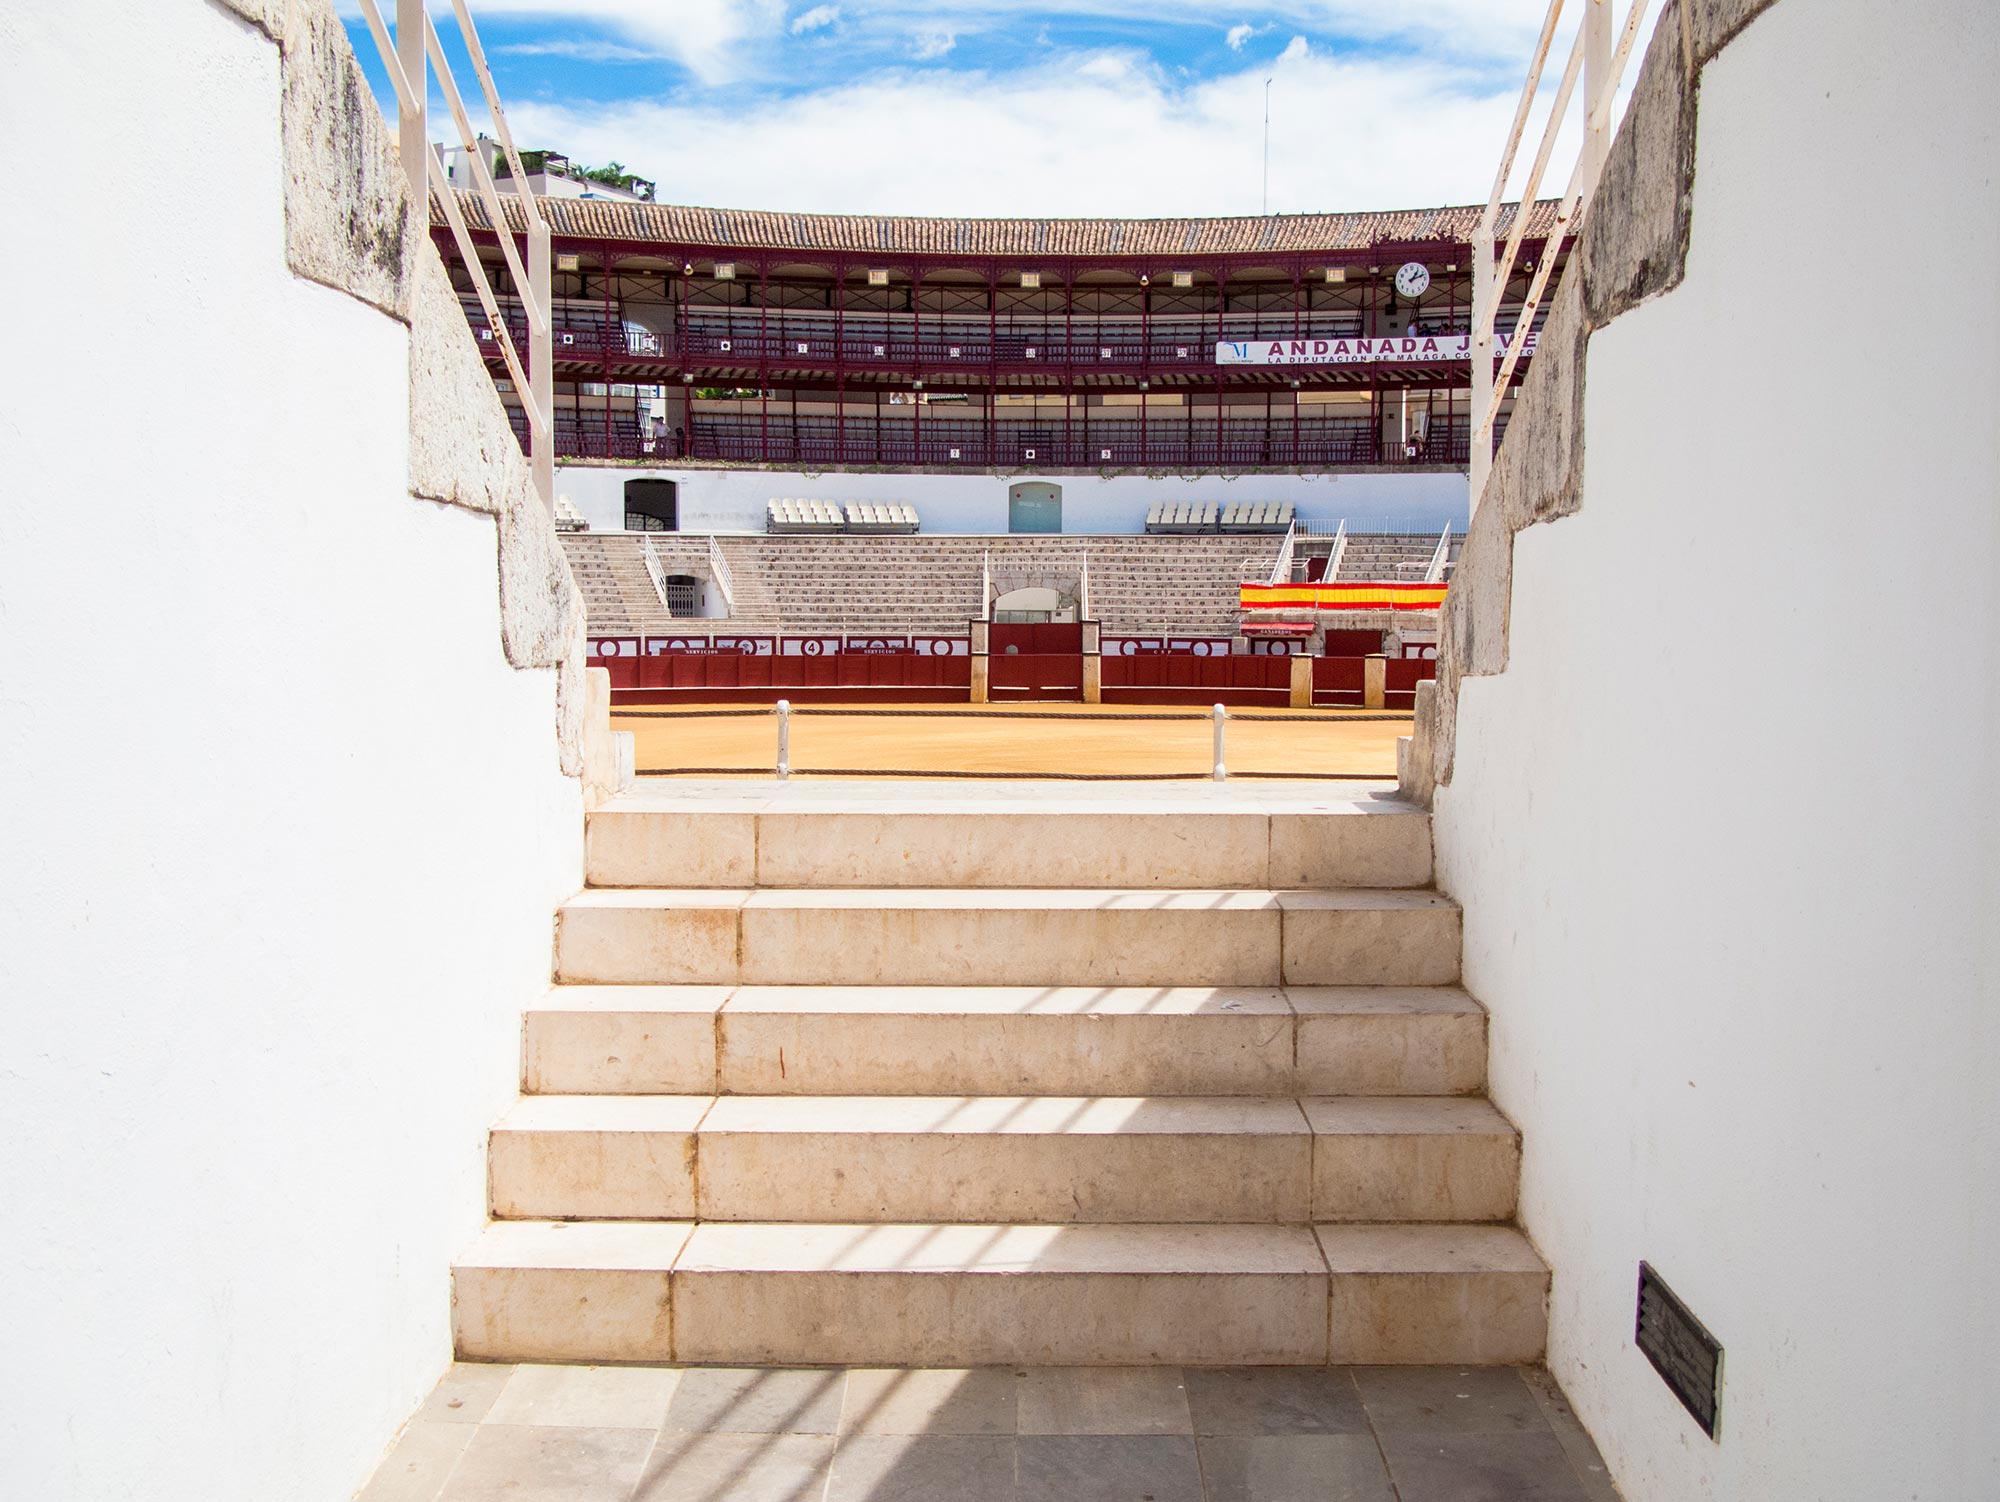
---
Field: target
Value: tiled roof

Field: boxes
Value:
[438,190,1564,260]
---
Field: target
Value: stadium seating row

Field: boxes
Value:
[767,499,922,535]
[1144,501,1295,534]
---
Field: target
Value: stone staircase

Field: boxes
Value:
[452,789,1547,1367]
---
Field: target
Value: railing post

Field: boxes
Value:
[1469,227,1496,515]
[528,216,554,510]
[396,0,426,204]
[1212,703,1228,782]
[1582,0,1613,203]
[775,700,791,781]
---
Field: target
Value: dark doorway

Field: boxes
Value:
[625,478,678,531]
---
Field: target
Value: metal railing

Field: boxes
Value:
[356,0,554,510]
[1470,0,1651,513]
[1267,521,1298,586]
[706,535,737,612]
[1423,526,1454,584]
[639,534,671,609]
[1326,520,1350,581]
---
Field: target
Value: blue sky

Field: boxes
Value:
[346,2,1645,218]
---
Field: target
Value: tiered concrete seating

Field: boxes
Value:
[1335,532,1463,581]
[553,494,588,532]
[453,786,1548,1367]
[556,533,676,633]
[560,531,1285,637]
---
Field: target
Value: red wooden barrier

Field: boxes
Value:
[1313,656,1368,705]
[1101,652,1291,706]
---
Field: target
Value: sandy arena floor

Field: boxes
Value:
[613,702,1409,780]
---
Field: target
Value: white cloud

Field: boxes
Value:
[790,4,839,35]
[1279,34,1309,60]
[506,44,1582,219]
[345,0,787,84]
[496,38,661,63]
[1226,23,1254,50]
[912,27,957,60]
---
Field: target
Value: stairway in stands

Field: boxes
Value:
[453,789,1547,1366]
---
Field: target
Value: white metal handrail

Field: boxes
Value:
[356,0,554,510]
[640,535,670,609]
[707,535,736,612]
[1423,526,1453,584]
[1268,520,1297,586]
[1327,519,1349,582]
[1470,0,1650,513]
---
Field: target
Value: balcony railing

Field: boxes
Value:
[518,402,1478,470]
[459,297,1551,375]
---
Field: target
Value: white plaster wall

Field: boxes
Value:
[555,461,1468,536]
[0,5,581,1500]
[1434,1,2000,1496]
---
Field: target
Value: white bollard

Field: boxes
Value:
[1212,703,1227,782]
[776,699,791,781]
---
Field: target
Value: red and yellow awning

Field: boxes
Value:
[1240,581,1448,612]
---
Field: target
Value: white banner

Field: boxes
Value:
[1216,330,1537,367]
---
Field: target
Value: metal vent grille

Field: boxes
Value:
[1636,1262,1723,1439]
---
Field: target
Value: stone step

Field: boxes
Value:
[452,1220,1547,1366]
[553,888,1462,988]
[488,1094,1517,1225]
[524,984,1486,1098]
[586,798,1431,890]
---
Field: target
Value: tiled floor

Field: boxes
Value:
[360,1363,1620,1501]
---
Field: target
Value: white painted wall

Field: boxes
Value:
[1435,2,1999,1497]
[0,6,581,1500]
[556,461,1468,536]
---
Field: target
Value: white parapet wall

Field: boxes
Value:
[555,462,1470,535]
[1419,0,1999,1497]
[0,3,598,1500]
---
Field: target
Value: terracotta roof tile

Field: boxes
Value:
[438,190,1565,262]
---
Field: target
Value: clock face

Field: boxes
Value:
[1394,261,1431,299]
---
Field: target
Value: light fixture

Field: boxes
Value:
[1324,267,1345,284]
[1020,271,1041,289]
[555,252,580,272]
[867,269,889,286]
[1171,270,1193,288]
[1139,274,1150,286]
[714,262,736,280]
[681,372,694,383]
[682,261,693,275]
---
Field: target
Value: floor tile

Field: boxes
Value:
[1018,1367,1193,1435]
[1520,1369,1623,1502]
[662,1366,847,1434]
[1018,1434,1203,1502]
[1379,1431,1597,1502]
[1184,1368,1370,1437]
[416,1363,516,1425]
[825,1434,1017,1502]
[1195,1435,1397,1502]
[634,1431,835,1502]
[841,1367,1020,1435]
[357,1422,474,1502]
[1351,1365,1547,1435]
[487,1365,681,1429]
[438,1424,654,1502]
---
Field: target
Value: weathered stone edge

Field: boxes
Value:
[1401,0,1780,803]
[225,0,600,780]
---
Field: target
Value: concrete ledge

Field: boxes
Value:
[1401,0,1786,804]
